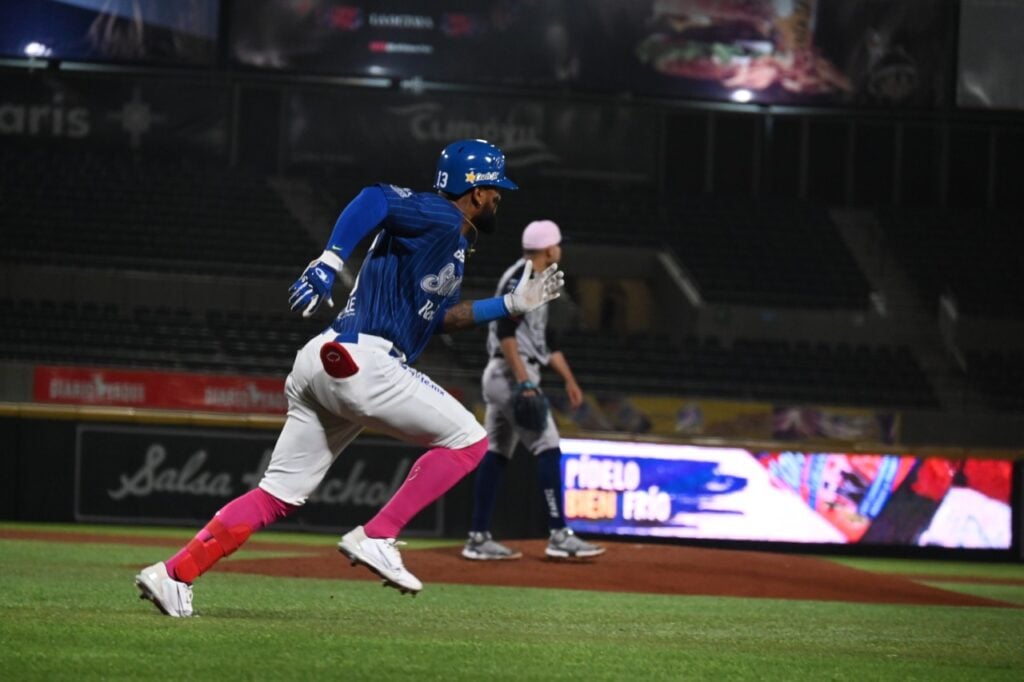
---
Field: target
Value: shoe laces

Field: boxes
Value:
[171,581,193,611]
[378,538,407,569]
[550,528,572,543]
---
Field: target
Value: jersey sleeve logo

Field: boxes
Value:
[388,184,413,198]
[420,262,461,297]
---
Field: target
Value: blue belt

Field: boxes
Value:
[330,325,406,361]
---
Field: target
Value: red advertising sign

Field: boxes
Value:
[33,366,287,414]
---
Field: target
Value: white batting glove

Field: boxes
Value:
[503,261,564,316]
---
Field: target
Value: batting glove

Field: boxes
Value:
[288,251,344,318]
[503,261,564,316]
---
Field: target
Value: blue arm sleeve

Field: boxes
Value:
[325,186,389,259]
[472,297,510,324]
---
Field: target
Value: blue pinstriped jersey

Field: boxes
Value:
[331,184,468,363]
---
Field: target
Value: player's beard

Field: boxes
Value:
[474,204,498,234]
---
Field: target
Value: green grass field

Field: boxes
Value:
[2,523,1022,681]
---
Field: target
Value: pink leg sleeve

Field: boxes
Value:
[364,437,487,539]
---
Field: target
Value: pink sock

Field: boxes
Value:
[364,437,487,539]
[165,487,296,583]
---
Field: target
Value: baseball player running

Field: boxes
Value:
[135,139,564,616]
[463,220,605,561]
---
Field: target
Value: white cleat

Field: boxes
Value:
[338,526,422,595]
[135,562,194,617]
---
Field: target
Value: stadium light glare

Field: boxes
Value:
[24,42,52,58]
[730,89,753,103]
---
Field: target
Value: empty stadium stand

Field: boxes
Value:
[0,146,318,275]
[436,323,940,410]
[2,147,1018,416]
[963,349,1024,413]
[877,207,1024,320]
[468,179,873,309]
[1,293,949,410]
[661,196,873,310]
[0,299,323,375]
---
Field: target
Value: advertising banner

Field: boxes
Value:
[35,366,286,414]
[526,393,900,444]
[74,425,439,534]
[286,89,657,182]
[232,0,951,108]
[0,72,227,154]
[229,0,591,86]
[562,438,1013,549]
[36,365,466,415]
[619,0,953,107]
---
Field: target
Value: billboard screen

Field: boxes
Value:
[0,0,219,65]
[561,438,1013,549]
[957,0,1024,111]
[229,0,952,108]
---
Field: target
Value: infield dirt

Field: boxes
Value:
[2,529,1016,608]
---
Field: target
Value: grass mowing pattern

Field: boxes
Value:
[823,556,1024,606]
[824,556,1024,580]
[1,527,1022,680]
[917,582,1024,606]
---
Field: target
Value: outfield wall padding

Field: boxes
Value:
[0,416,549,539]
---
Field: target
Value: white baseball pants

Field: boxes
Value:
[259,330,486,506]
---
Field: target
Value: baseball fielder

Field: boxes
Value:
[463,220,605,561]
[135,139,564,616]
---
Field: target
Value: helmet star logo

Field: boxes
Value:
[465,171,476,183]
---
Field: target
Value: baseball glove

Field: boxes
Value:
[513,381,550,432]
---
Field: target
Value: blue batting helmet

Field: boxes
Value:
[433,139,518,195]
